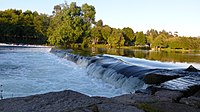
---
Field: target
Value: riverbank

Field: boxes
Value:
[0,43,52,48]
[0,87,200,112]
[70,44,200,52]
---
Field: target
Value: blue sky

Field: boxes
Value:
[0,0,200,37]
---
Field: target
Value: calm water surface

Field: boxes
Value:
[71,47,200,69]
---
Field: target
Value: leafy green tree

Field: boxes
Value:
[152,34,168,49]
[81,3,96,24]
[91,26,102,45]
[47,2,96,47]
[187,37,200,50]
[0,9,49,44]
[146,29,158,44]
[101,25,112,43]
[33,13,50,43]
[81,3,96,41]
[108,28,124,47]
[135,31,147,46]
[159,30,168,35]
[122,27,134,45]
[96,19,103,27]
[53,5,61,14]
[146,29,158,37]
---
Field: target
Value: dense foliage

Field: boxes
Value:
[0,9,49,44]
[47,2,95,47]
[0,1,200,50]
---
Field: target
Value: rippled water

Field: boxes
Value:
[0,46,124,99]
[103,54,200,70]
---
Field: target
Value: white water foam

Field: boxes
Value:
[86,61,147,93]
[0,47,124,99]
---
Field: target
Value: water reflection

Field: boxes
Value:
[71,47,200,64]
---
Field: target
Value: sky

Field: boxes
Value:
[0,0,200,37]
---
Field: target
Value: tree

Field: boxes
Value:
[47,2,96,47]
[33,14,50,38]
[53,5,61,14]
[174,31,178,37]
[122,27,134,45]
[152,34,168,49]
[167,37,188,49]
[108,28,124,47]
[146,29,158,47]
[81,3,96,24]
[47,9,63,45]
[135,31,147,46]
[91,26,102,45]
[96,19,103,27]
[0,9,49,44]
[159,30,169,36]
[101,25,112,43]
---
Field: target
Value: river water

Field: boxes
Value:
[0,45,124,99]
[1,45,200,99]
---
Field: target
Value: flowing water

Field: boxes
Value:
[103,54,200,69]
[1,45,200,99]
[0,45,124,99]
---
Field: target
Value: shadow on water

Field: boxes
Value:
[69,47,200,64]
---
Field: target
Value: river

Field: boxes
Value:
[0,45,200,99]
[71,47,200,69]
[0,45,124,99]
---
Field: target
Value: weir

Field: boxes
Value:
[50,48,200,93]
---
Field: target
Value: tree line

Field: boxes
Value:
[0,2,200,50]
[0,9,49,44]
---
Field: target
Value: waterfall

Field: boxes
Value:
[86,55,147,92]
[50,48,200,93]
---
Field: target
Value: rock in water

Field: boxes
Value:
[143,73,180,84]
[185,65,199,72]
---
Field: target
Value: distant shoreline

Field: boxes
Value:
[0,43,52,48]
